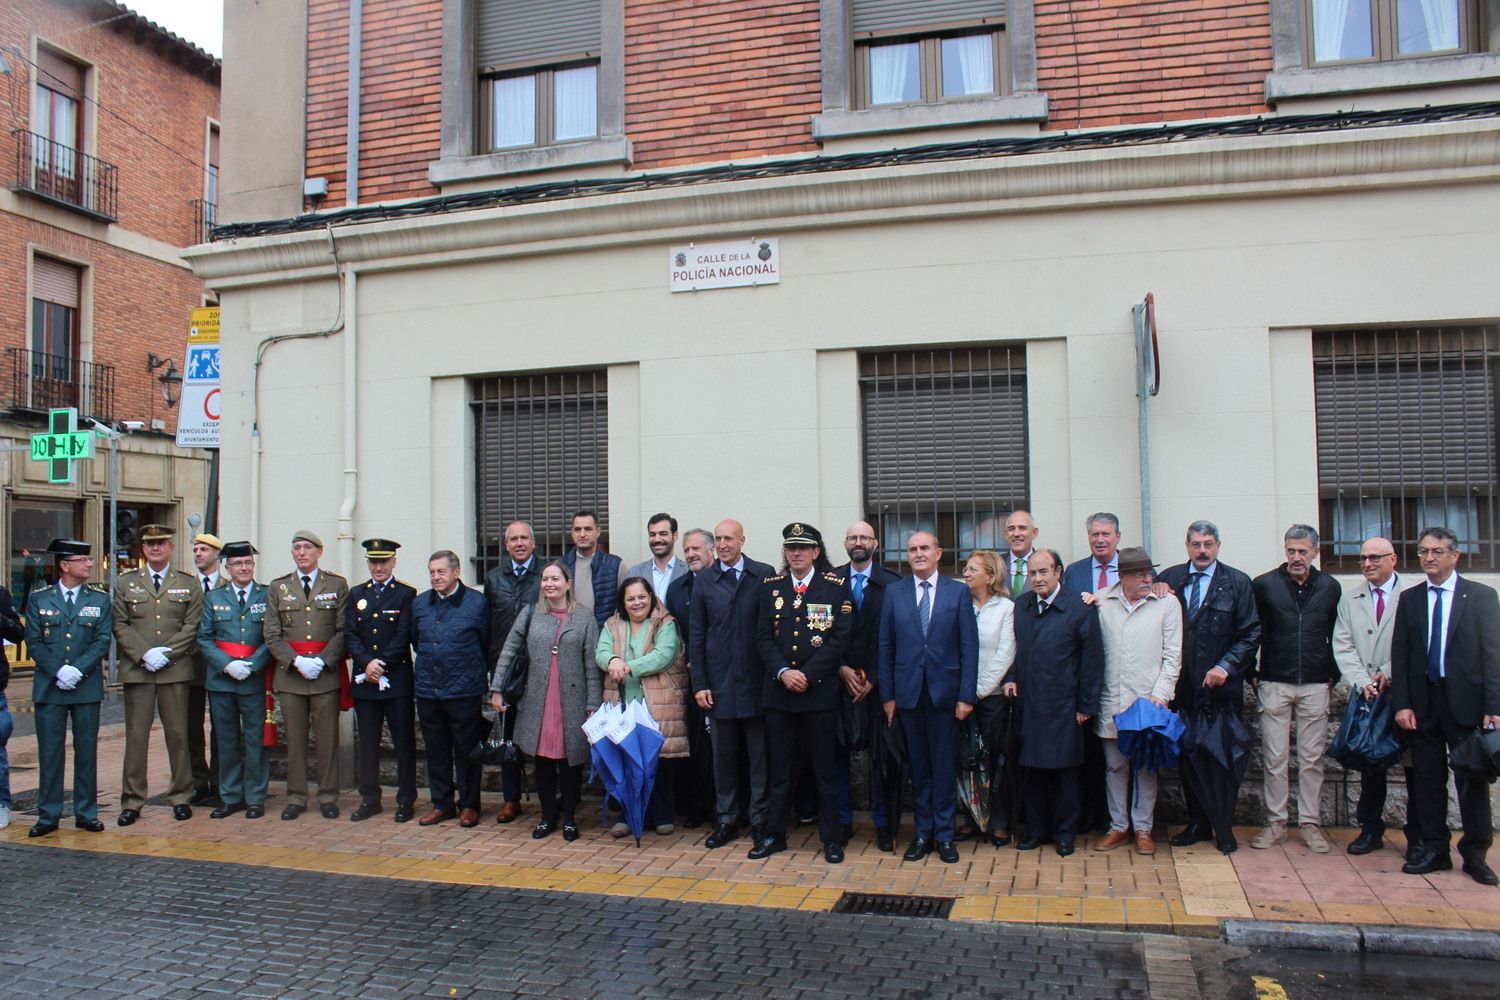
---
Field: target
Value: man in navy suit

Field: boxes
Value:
[878,531,979,864]
[1392,526,1500,885]
[1063,512,1123,596]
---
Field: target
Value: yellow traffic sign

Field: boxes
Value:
[189,306,220,344]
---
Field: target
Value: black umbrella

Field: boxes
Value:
[956,715,992,838]
[869,713,908,842]
[1178,702,1252,847]
[1450,726,1500,782]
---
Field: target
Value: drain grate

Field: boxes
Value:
[832,892,955,919]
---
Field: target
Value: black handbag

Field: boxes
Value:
[497,606,534,705]
[468,718,520,766]
[1329,691,1402,771]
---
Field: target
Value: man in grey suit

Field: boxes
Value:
[1332,536,1409,857]
[627,512,688,605]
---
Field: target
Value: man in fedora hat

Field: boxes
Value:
[263,529,349,819]
[188,531,225,804]
[347,538,418,822]
[26,539,112,836]
[114,524,205,825]
[196,542,273,818]
[1092,547,1182,856]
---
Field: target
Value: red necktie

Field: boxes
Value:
[794,582,807,595]
[1374,587,1385,624]
[1097,564,1108,589]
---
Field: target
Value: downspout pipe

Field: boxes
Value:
[345,0,362,207]
[336,269,358,577]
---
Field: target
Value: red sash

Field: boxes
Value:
[288,639,354,713]
[211,640,278,746]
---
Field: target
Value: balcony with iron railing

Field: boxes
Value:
[4,348,116,423]
[10,129,118,222]
[190,197,217,244]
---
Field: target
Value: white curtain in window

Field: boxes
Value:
[1312,0,1353,61]
[493,74,536,149]
[944,34,994,97]
[1402,0,1459,53]
[553,65,598,141]
[869,42,918,105]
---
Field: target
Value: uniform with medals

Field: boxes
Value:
[113,524,205,823]
[346,538,418,822]
[751,523,854,863]
[196,541,273,816]
[262,529,349,818]
[26,539,113,835]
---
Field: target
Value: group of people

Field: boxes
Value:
[10,508,1499,887]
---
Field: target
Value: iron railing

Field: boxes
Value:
[11,129,118,222]
[4,348,116,423]
[190,197,216,244]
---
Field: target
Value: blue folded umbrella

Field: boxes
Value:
[1113,697,1187,773]
[614,722,665,846]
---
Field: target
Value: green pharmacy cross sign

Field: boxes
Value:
[30,408,94,483]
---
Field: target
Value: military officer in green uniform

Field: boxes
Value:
[114,523,205,825]
[196,541,273,819]
[26,538,112,836]
[263,529,348,820]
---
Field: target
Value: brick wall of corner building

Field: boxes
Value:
[624,0,821,170]
[1034,0,1273,130]
[5,0,221,248]
[305,0,442,206]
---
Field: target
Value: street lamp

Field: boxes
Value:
[147,353,183,408]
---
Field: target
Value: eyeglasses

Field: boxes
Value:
[1357,553,1395,562]
[1416,547,1453,557]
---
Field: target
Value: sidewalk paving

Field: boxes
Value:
[4,718,1497,938]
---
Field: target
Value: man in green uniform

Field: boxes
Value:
[114,524,205,825]
[196,541,273,819]
[263,529,348,820]
[27,538,112,836]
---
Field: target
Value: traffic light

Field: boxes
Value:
[116,508,139,546]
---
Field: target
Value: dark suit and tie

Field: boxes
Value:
[834,559,901,839]
[877,555,979,861]
[1391,544,1500,884]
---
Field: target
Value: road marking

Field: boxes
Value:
[1253,975,1290,1000]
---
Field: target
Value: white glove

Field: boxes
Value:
[377,676,391,692]
[143,646,171,671]
[225,660,253,682]
[354,672,367,684]
[293,655,323,680]
[56,664,83,689]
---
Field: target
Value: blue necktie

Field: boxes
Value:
[1427,585,1445,682]
[852,573,866,611]
[918,581,931,638]
[1187,572,1204,616]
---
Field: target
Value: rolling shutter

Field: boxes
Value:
[852,0,1006,35]
[32,256,81,308]
[476,0,601,71]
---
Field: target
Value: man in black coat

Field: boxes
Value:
[1006,549,1103,857]
[750,523,855,864]
[1392,526,1500,885]
[484,520,542,825]
[346,539,418,823]
[665,527,717,827]
[834,520,902,851]
[1157,520,1261,853]
[690,518,776,848]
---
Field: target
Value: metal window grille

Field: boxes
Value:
[861,347,1028,575]
[1314,326,1499,570]
[471,370,608,579]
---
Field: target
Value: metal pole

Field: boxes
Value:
[1133,301,1153,555]
[108,428,119,684]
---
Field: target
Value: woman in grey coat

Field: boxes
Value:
[491,561,601,841]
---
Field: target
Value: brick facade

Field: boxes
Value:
[2,0,221,435]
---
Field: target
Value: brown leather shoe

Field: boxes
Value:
[418,808,455,827]
[1135,832,1156,855]
[459,808,480,828]
[495,801,523,824]
[1094,829,1131,852]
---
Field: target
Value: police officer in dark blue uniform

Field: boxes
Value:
[346,538,418,822]
[750,523,854,864]
[26,538,112,836]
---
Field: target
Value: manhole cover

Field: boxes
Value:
[832,892,954,919]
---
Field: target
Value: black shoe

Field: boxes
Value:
[704,823,739,849]
[190,786,219,806]
[838,822,854,845]
[28,822,58,838]
[1056,840,1076,857]
[562,824,580,842]
[824,841,845,864]
[1402,849,1453,875]
[394,804,414,823]
[172,804,193,821]
[795,813,817,826]
[990,832,1012,848]
[903,837,931,862]
[75,818,105,832]
[1462,858,1500,886]
[748,836,787,860]
[350,802,383,822]
[1217,834,1238,854]
[210,802,245,820]
[1016,836,1051,851]
[117,809,140,827]
[245,805,265,819]
[320,803,340,820]
[1169,823,1214,847]
[532,820,556,839]
[876,828,894,853]
[1348,830,1384,855]
[937,840,960,864]
[281,804,305,821]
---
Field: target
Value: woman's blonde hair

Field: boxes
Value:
[535,559,580,614]
[966,549,1010,599]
